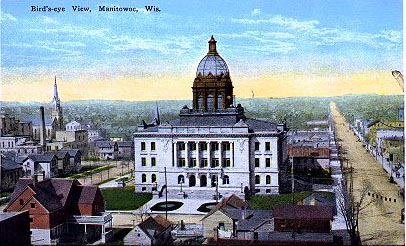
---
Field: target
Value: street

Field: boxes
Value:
[331,102,404,245]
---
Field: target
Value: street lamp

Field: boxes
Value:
[180,179,184,192]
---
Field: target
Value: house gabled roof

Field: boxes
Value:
[27,153,56,163]
[137,215,172,239]
[67,149,81,158]
[76,186,98,204]
[4,178,81,213]
[202,194,248,221]
[7,178,34,206]
[55,150,69,159]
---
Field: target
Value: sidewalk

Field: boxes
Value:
[351,126,404,189]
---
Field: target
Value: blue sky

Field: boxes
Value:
[0,0,403,101]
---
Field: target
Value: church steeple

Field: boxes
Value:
[52,76,60,109]
[51,76,64,130]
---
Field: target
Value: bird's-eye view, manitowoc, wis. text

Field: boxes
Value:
[0,1,404,245]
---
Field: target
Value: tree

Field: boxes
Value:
[136,204,151,222]
[336,178,376,246]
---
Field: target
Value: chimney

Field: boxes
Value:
[33,174,38,187]
[40,106,46,148]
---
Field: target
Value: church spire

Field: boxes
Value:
[52,76,60,109]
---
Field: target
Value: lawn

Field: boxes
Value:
[249,191,313,209]
[101,187,152,210]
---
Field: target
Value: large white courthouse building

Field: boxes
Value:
[133,36,288,198]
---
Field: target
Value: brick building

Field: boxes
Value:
[3,178,112,244]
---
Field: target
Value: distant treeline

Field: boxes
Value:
[2,94,402,140]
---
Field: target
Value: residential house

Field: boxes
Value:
[67,149,82,173]
[117,141,134,159]
[0,211,31,246]
[201,194,249,239]
[367,120,404,147]
[298,192,337,215]
[22,153,59,179]
[0,152,24,191]
[3,178,113,244]
[124,215,173,246]
[93,141,118,160]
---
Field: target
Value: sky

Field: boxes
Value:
[1,0,403,102]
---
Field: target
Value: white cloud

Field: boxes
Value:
[1,13,17,22]
[232,14,401,50]
[251,8,261,16]
[232,15,319,31]
[38,16,58,24]
[104,35,194,55]
[30,25,109,38]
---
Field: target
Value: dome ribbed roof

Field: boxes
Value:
[196,36,229,76]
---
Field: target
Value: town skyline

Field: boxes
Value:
[1,0,403,102]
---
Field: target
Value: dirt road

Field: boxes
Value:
[79,161,133,186]
[331,102,404,245]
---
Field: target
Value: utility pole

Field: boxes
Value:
[164,167,168,220]
[291,158,295,204]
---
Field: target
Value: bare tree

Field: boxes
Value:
[336,178,376,246]
[136,204,151,222]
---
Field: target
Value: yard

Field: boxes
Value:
[249,191,313,209]
[101,187,152,210]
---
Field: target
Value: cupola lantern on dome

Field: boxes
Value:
[208,35,217,54]
[192,36,234,111]
[196,36,229,77]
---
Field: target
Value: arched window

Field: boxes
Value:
[34,129,37,137]
[255,175,260,184]
[217,94,223,109]
[198,96,203,110]
[200,175,207,187]
[211,175,217,187]
[207,94,214,110]
[178,175,185,184]
[266,175,271,184]
[223,175,229,185]
[189,175,196,187]
[152,174,157,183]
[142,174,146,183]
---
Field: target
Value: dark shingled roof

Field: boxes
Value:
[55,150,69,159]
[236,209,273,231]
[67,149,80,157]
[5,178,87,213]
[8,178,34,204]
[95,141,116,148]
[202,194,248,220]
[1,153,23,171]
[244,118,278,131]
[117,141,133,147]
[21,115,54,126]
[138,215,172,239]
[77,186,98,204]
[272,205,333,220]
[28,153,56,163]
